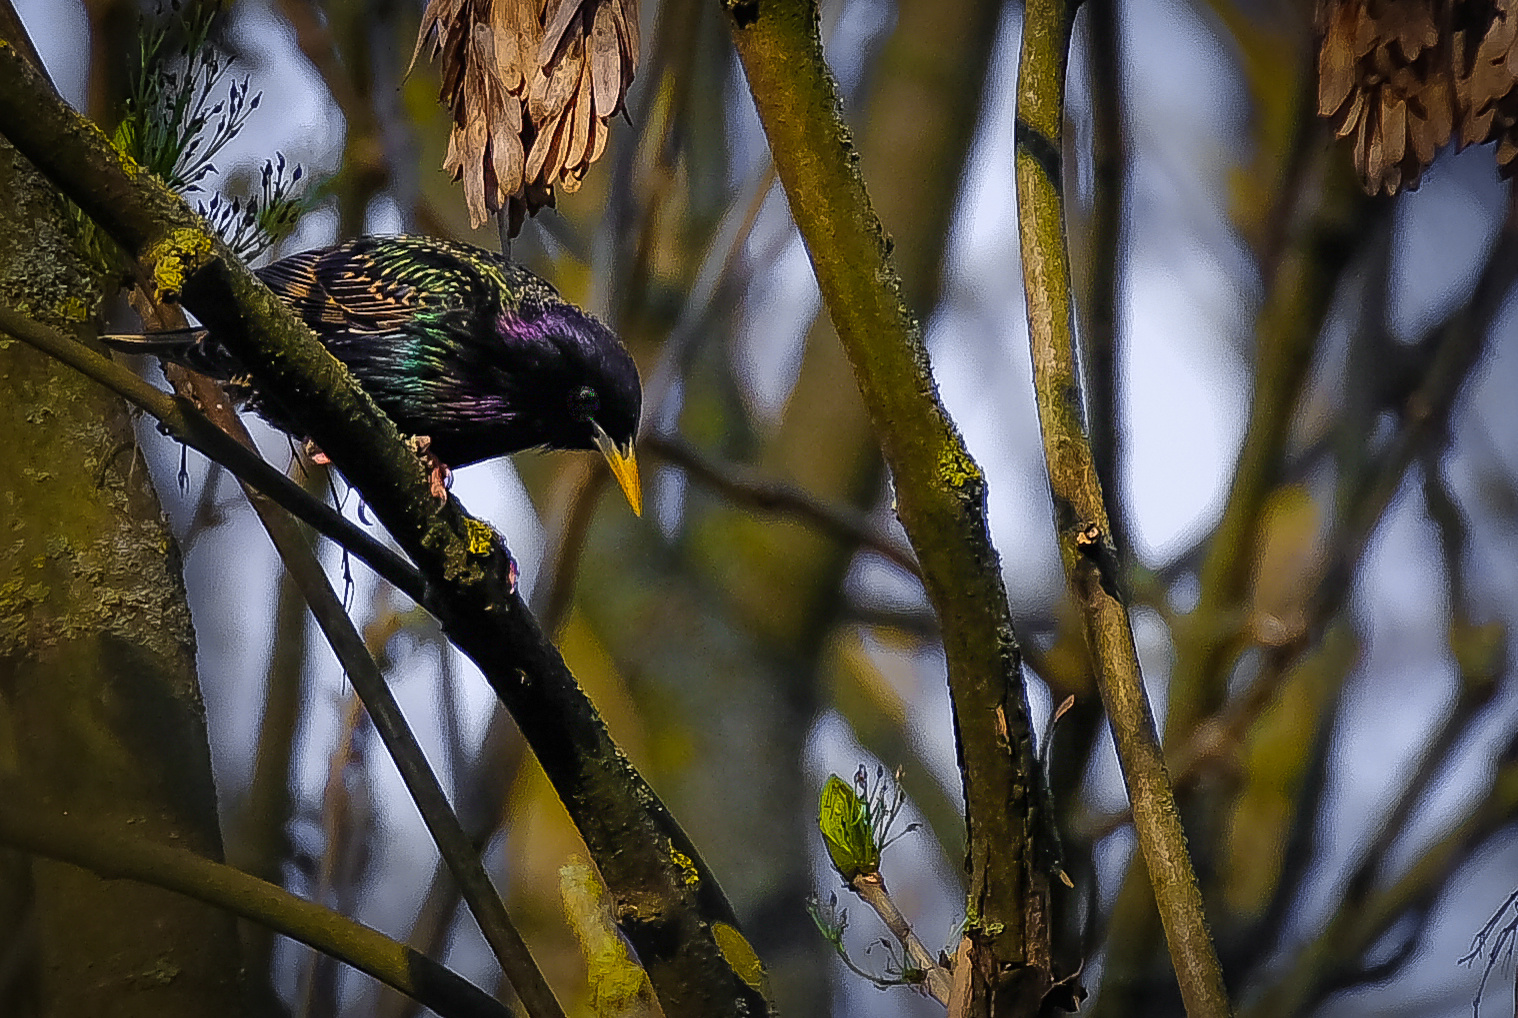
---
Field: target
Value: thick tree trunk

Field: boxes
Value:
[0,130,246,1017]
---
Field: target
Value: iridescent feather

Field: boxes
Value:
[105,235,643,510]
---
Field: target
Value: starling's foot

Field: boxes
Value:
[410,435,452,502]
[303,440,331,466]
[507,552,519,595]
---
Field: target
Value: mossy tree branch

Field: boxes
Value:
[1013,3,1231,1016]
[723,0,1054,1012]
[0,40,768,1018]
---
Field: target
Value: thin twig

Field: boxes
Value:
[529,458,606,631]
[226,448,565,1018]
[1081,0,1128,560]
[272,0,389,235]
[646,432,920,579]
[642,161,778,416]
[1205,181,1518,815]
[1164,175,1378,749]
[849,873,952,1004]
[300,689,370,1018]
[241,464,324,849]
[1337,463,1504,902]
[382,704,529,1018]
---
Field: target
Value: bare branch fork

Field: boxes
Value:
[0,38,769,1018]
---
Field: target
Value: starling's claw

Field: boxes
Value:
[303,440,331,466]
[410,435,453,503]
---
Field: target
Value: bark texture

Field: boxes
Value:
[0,135,245,1018]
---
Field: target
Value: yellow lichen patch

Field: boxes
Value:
[53,296,89,322]
[464,517,495,556]
[559,860,653,1017]
[936,441,982,491]
[119,150,148,179]
[669,843,699,887]
[144,229,214,303]
[712,922,767,993]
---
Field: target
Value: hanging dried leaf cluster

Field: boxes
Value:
[412,0,640,233]
[1318,0,1518,194]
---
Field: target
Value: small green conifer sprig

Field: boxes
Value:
[118,0,255,195]
[198,154,305,263]
[77,1,311,275]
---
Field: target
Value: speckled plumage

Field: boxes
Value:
[107,234,644,507]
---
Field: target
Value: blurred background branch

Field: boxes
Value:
[0,784,511,1018]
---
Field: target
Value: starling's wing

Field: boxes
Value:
[256,238,524,456]
[256,237,497,340]
[258,247,415,337]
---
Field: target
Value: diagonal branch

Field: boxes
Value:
[850,873,952,1004]
[165,352,564,1018]
[0,302,425,601]
[1081,0,1129,560]
[646,432,920,579]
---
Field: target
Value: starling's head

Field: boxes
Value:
[500,301,643,514]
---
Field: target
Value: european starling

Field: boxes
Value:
[105,234,642,512]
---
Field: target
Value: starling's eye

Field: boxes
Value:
[571,386,599,422]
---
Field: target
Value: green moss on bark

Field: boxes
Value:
[0,124,243,1018]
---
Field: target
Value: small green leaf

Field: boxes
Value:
[818,774,878,880]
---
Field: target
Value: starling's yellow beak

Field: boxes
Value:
[593,424,642,516]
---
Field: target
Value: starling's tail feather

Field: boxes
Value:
[99,327,208,353]
[100,328,236,379]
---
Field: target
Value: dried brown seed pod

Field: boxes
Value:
[1318,0,1518,194]
[413,0,640,231]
